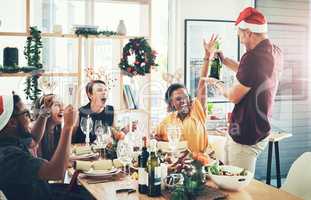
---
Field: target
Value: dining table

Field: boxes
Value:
[69,131,301,200]
[69,169,302,200]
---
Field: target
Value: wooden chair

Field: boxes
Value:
[266,132,292,188]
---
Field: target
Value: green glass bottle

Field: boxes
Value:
[147,139,161,197]
[209,41,222,80]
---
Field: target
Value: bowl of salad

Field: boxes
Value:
[205,164,253,191]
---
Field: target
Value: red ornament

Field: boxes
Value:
[127,67,133,73]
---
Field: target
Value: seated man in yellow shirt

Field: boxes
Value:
[155,35,218,154]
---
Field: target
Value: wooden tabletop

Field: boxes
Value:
[76,174,302,200]
[268,132,292,142]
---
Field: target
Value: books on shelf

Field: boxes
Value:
[123,84,138,109]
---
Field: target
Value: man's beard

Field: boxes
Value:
[16,124,33,147]
[16,124,32,139]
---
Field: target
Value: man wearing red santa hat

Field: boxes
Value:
[208,7,283,172]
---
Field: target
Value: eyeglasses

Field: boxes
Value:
[13,110,31,119]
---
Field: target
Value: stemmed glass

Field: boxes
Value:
[167,124,182,162]
[80,115,93,146]
[117,139,133,174]
[94,120,104,146]
[94,120,112,158]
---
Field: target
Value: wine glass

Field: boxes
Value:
[167,124,182,161]
[117,139,133,174]
[102,125,112,148]
[80,115,93,146]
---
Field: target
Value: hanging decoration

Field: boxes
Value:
[162,68,183,84]
[119,37,158,77]
[85,67,118,90]
[24,26,43,102]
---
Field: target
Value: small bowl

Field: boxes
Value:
[164,173,184,190]
[209,165,253,191]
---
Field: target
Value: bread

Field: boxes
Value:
[113,159,124,168]
[93,160,113,170]
[75,160,92,171]
[73,146,92,155]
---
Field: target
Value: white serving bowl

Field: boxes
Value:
[209,165,253,191]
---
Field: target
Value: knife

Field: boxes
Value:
[116,189,136,194]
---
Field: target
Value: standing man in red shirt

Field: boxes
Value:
[209,7,283,172]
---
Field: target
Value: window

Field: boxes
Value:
[185,19,239,103]
[0,0,169,111]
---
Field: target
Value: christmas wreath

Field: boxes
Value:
[119,37,158,76]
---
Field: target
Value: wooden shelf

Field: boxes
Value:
[0,32,150,40]
[116,108,148,113]
[0,72,79,77]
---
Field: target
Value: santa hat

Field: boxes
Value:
[235,7,268,33]
[0,94,14,132]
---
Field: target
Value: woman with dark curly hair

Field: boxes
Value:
[155,35,218,154]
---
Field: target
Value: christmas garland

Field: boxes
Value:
[75,29,117,38]
[119,37,158,76]
[24,27,43,102]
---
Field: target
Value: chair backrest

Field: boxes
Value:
[0,190,7,200]
[281,152,311,199]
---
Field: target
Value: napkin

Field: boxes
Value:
[93,160,113,170]
[73,146,92,155]
[75,160,92,171]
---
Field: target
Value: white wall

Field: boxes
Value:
[168,0,253,74]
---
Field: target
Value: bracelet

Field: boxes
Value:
[203,57,209,62]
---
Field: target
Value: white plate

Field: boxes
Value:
[160,146,187,153]
[70,152,99,160]
[157,141,188,153]
[83,168,120,177]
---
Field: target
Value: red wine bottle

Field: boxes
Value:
[138,137,149,194]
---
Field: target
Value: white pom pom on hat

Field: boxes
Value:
[0,94,14,132]
[235,7,268,33]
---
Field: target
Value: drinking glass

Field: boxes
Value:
[80,115,93,146]
[167,124,182,161]
[117,139,133,174]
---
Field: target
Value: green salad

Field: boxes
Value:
[205,163,247,176]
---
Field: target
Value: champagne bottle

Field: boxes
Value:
[209,40,222,80]
[147,139,161,197]
[138,137,149,194]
